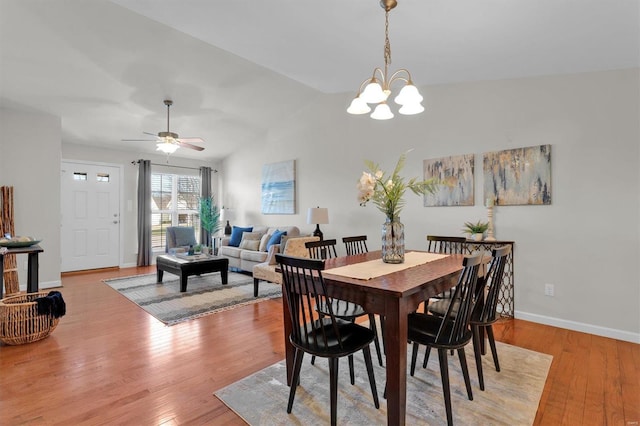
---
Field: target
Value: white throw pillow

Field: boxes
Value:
[259,233,272,252]
[239,239,260,251]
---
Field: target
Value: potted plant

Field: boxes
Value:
[199,196,222,252]
[462,220,489,241]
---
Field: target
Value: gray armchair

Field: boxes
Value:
[165,226,197,253]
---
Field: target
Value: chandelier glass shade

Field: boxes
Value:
[347,0,424,120]
[156,139,179,154]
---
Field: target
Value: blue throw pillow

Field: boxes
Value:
[229,226,253,247]
[266,229,287,251]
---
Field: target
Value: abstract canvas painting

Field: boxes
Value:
[261,160,296,214]
[423,154,475,206]
[483,144,551,205]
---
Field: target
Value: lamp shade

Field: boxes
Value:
[220,208,235,221]
[347,97,371,115]
[360,81,386,104]
[398,102,425,115]
[307,207,329,225]
[370,103,394,120]
[394,84,423,105]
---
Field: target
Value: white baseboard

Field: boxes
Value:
[120,262,138,268]
[515,310,640,344]
[20,280,62,292]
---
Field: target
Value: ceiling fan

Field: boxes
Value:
[122,100,205,153]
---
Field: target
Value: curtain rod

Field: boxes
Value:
[131,160,217,173]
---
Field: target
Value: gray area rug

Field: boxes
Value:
[215,341,552,425]
[104,272,281,326]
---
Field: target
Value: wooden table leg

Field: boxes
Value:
[27,251,39,293]
[180,273,188,292]
[384,298,408,426]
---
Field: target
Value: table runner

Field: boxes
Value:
[324,251,448,280]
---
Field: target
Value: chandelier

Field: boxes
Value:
[347,0,424,120]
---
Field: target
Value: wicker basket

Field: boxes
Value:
[0,292,60,345]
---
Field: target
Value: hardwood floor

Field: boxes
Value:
[1,266,638,425]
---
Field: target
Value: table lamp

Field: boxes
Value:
[307,207,329,240]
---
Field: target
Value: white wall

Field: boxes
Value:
[0,107,62,288]
[222,69,640,342]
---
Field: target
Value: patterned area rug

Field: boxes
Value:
[104,272,281,326]
[215,341,552,425]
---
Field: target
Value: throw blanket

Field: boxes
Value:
[35,291,66,318]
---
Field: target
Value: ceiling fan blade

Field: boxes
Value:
[177,137,204,143]
[177,141,205,151]
[143,131,159,137]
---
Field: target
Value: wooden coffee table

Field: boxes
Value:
[156,254,229,292]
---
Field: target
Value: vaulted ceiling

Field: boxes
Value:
[1,0,638,161]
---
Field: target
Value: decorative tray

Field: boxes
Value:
[0,238,41,248]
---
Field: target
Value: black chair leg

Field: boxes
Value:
[422,345,432,369]
[287,349,304,413]
[472,325,485,391]
[437,348,454,426]
[328,357,339,426]
[486,325,500,372]
[410,342,420,376]
[457,347,473,401]
[368,314,384,366]
[362,345,380,408]
[348,354,355,385]
[253,278,259,297]
[311,355,315,365]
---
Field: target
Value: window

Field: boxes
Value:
[151,173,201,250]
[96,173,110,182]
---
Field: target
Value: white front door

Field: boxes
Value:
[61,161,121,272]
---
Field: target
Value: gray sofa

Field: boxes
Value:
[218,225,300,273]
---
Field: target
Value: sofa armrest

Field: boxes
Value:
[221,236,231,247]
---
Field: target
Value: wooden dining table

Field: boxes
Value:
[280,250,465,426]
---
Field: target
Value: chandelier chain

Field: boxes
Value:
[384,10,392,77]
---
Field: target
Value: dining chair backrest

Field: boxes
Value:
[342,235,369,256]
[276,254,343,352]
[435,254,483,346]
[476,245,511,323]
[305,239,338,260]
[426,235,467,255]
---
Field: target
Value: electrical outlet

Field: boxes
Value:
[544,283,554,297]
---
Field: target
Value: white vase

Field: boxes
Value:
[472,233,483,241]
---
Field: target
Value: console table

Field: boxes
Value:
[463,239,515,318]
[0,245,43,298]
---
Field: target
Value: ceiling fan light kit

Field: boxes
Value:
[122,99,205,155]
[347,0,424,120]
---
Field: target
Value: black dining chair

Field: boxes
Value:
[342,235,369,256]
[305,238,338,260]
[426,235,467,256]
[276,253,379,426]
[306,238,384,372]
[428,245,511,391]
[426,235,468,299]
[407,254,483,426]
